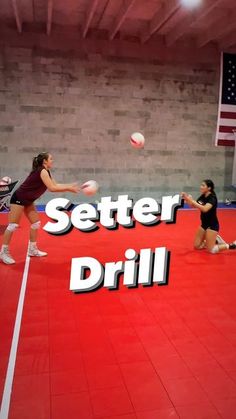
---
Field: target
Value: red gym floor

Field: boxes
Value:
[0,208,236,419]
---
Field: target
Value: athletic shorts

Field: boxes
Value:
[10,192,33,207]
[201,222,219,232]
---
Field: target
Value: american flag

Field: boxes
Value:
[215,52,236,147]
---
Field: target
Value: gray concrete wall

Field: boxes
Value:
[0,43,235,204]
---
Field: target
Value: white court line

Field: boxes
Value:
[0,249,31,419]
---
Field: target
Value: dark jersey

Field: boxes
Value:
[197,193,219,230]
[14,168,51,204]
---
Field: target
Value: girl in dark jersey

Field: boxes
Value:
[0,152,79,265]
[182,179,236,254]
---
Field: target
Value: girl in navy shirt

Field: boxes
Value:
[182,179,236,254]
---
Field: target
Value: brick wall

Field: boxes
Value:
[0,41,235,204]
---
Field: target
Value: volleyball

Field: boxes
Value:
[0,176,12,185]
[130,132,145,149]
[81,180,99,196]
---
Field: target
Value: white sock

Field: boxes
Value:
[1,245,9,252]
[29,241,37,249]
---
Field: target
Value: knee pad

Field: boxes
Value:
[31,221,41,230]
[6,223,19,232]
[209,245,219,254]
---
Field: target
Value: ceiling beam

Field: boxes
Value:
[109,0,136,41]
[190,0,225,28]
[47,0,53,36]
[197,13,236,48]
[219,31,236,50]
[11,0,22,33]
[141,0,181,44]
[165,0,235,47]
[163,0,225,45]
[159,7,190,35]
[165,13,193,46]
[82,0,99,39]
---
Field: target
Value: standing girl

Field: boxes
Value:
[0,152,79,264]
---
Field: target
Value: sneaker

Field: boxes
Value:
[216,234,226,244]
[229,241,236,250]
[28,247,47,257]
[0,250,15,264]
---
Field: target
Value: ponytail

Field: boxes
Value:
[32,152,49,171]
[203,179,216,196]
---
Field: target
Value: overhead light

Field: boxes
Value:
[181,0,202,8]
